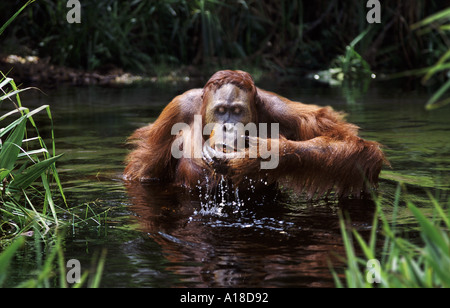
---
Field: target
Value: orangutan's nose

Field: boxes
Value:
[222,123,235,132]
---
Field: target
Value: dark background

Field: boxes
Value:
[0,0,447,75]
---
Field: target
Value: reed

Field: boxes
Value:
[333,184,450,288]
[0,4,106,287]
[0,75,65,235]
[0,74,108,287]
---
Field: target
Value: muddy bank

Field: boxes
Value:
[0,54,287,89]
[0,54,150,88]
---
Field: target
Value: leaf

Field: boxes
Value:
[0,113,29,138]
[407,202,448,252]
[0,116,27,170]
[0,0,36,36]
[425,79,450,110]
[9,154,63,190]
[411,7,450,31]
[0,77,13,90]
[422,49,450,83]
[0,168,10,181]
[0,88,34,102]
[0,107,28,121]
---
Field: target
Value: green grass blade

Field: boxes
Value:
[0,107,28,121]
[425,79,450,110]
[352,230,375,261]
[0,0,36,36]
[426,192,450,229]
[41,173,59,226]
[411,7,450,30]
[422,49,450,83]
[89,249,107,288]
[0,116,27,170]
[407,202,447,251]
[0,237,25,287]
[0,88,33,102]
[10,154,63,190]
[0,168,10,181]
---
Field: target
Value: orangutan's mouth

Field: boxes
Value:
[203,143,241,164]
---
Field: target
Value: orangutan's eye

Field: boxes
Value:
[217,106,226,114]
[232,107,241,115]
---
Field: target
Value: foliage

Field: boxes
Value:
[0,231,106,288]
[333,185,450,288]
[0,0,445,73]
[0,2,106,288]
[0,0,36,37]
[0,76,107,286]
[408,7,450,110]
[314,27,374,86]
[2,1,448,109]
[1,76,64,238]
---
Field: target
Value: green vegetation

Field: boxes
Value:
[0,232,106,288]
[0,75,108,286]
[1,76,63,236]
[0,1,445,73]
[394,7,450,110]
[0,0,62,241]
[1,1,449,108]
[1,1,449,288]
[0,76,107,287]
[1,3,105,287]
[334,185,450,288]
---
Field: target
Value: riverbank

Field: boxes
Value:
[0,53,149,87]
[0,53,287,89]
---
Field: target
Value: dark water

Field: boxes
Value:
[5,80,450,287]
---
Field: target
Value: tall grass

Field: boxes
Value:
[0,0,64,240]
[1,76,64,238]
[0,2,106,287]
[0,232,106,288]
[407,7,450,110]
[0,77,108,286]
[333,184,450,288]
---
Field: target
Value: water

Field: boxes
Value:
[3,80,450,287]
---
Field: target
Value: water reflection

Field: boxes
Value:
[125,181,376,287]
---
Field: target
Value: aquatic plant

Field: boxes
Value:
[0,74,65,238]
[333,184,450,288]
[313,27,374,85]
[0,2,107,288]
[0,231,106,288]
[0,0,65,238]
